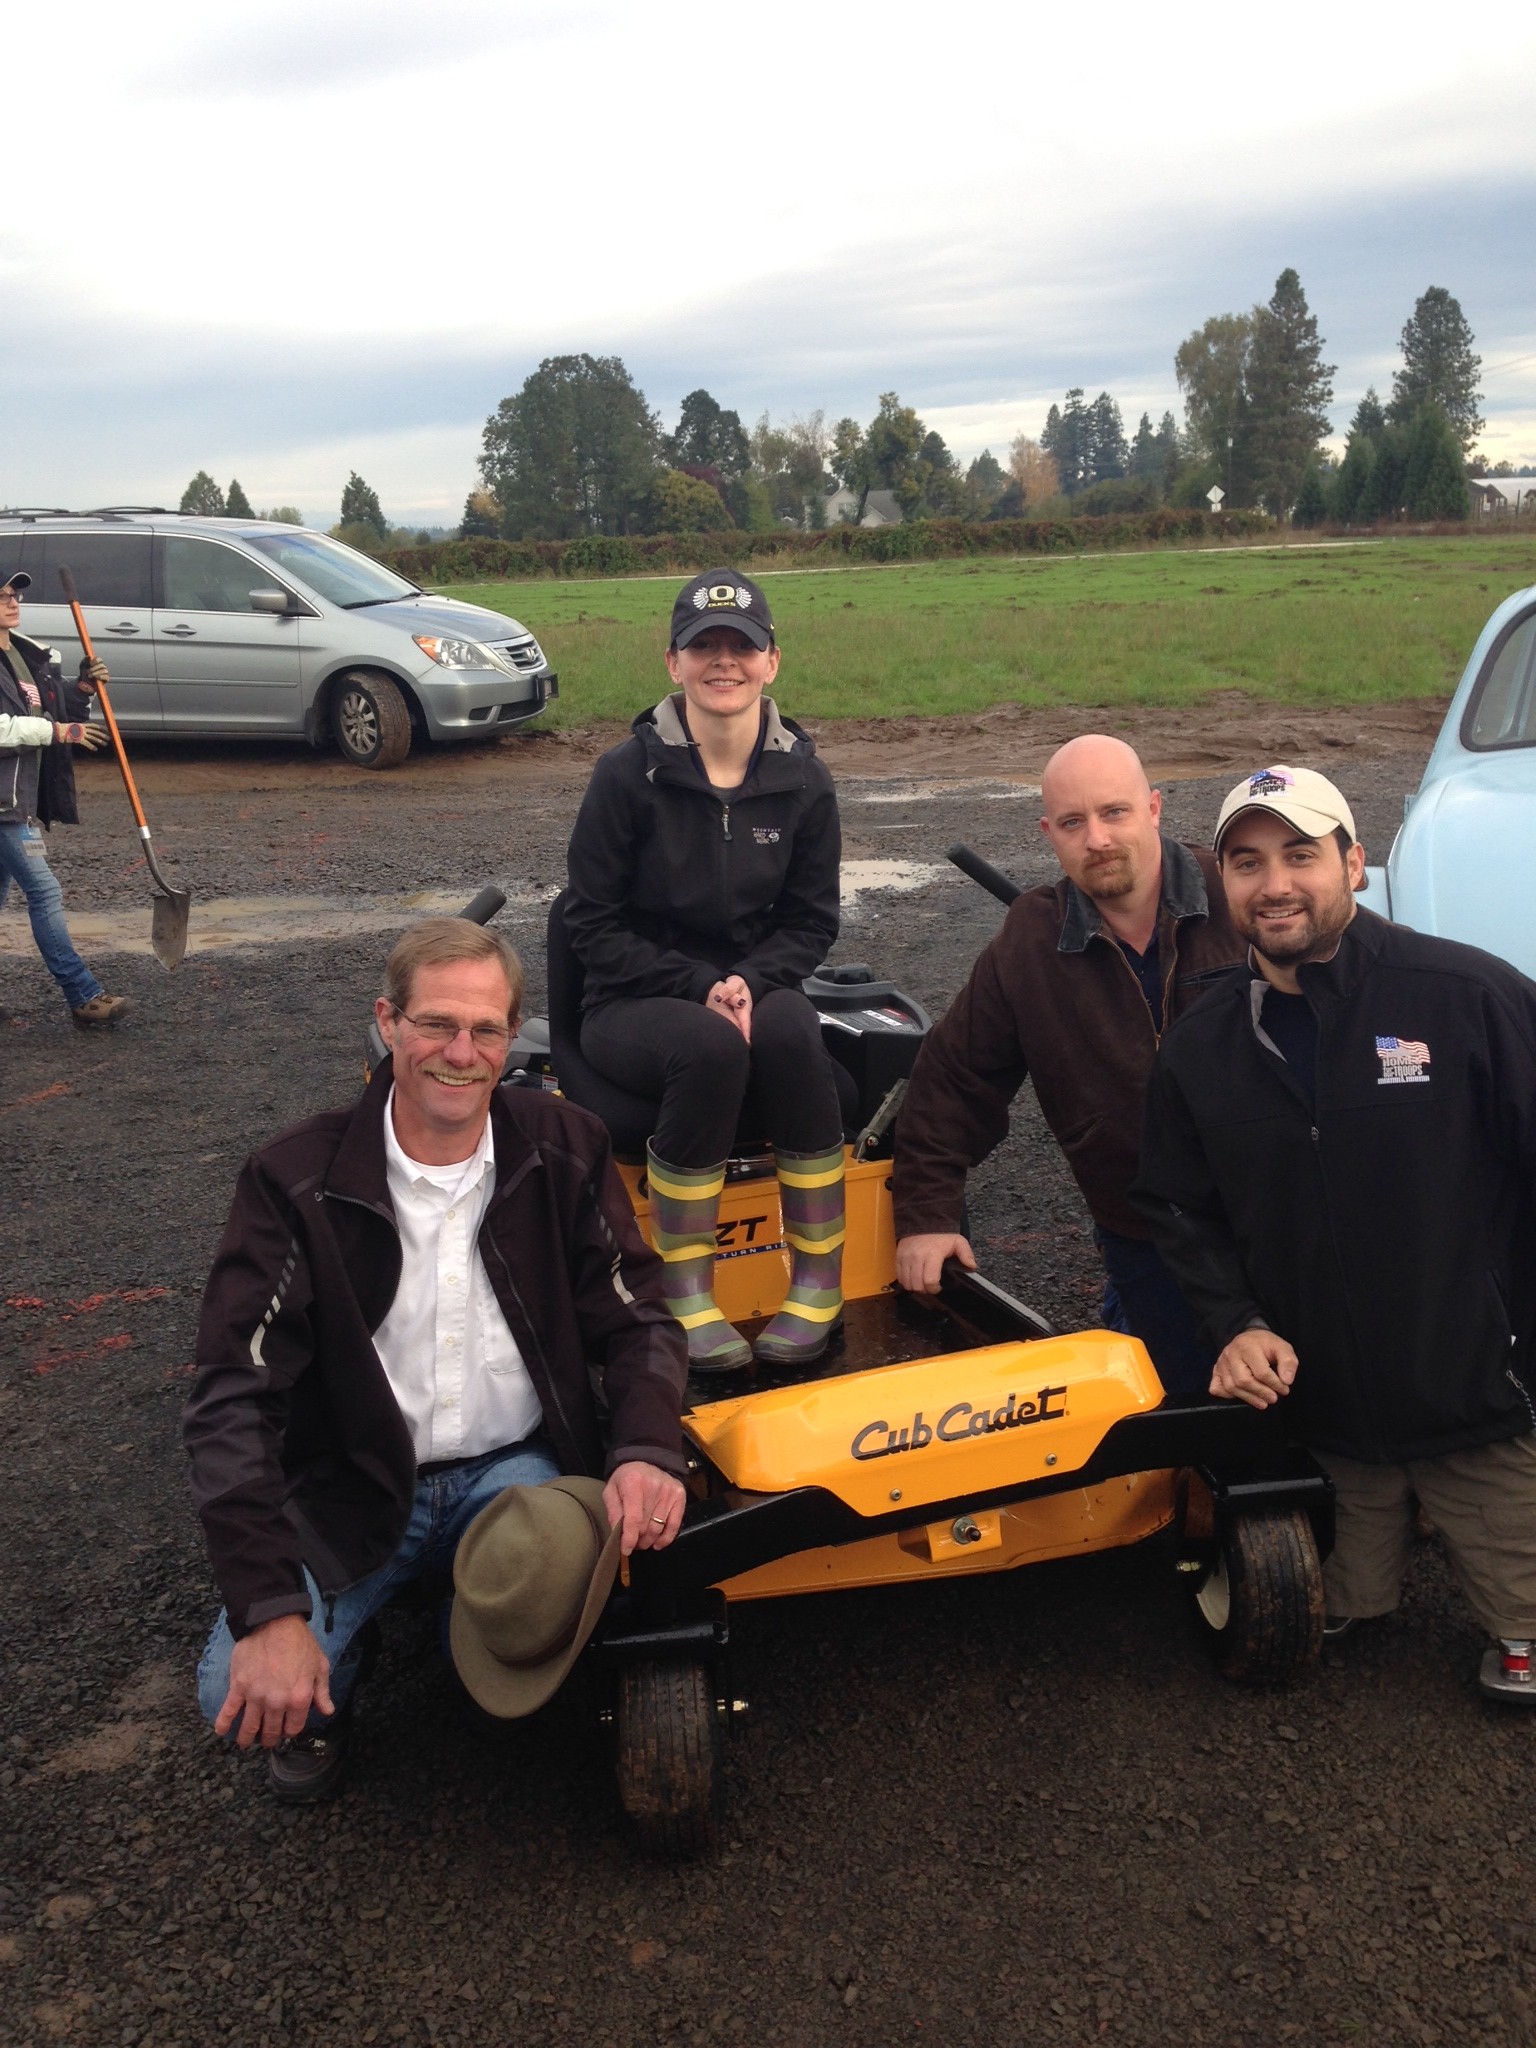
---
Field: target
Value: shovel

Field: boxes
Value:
[58,564,192,970]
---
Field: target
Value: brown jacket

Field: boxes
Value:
[184,1066,687,1639]
[893,839,1242,1242]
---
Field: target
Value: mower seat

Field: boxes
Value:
[545,892,856,1164]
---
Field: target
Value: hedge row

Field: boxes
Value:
[386,507,1276,585]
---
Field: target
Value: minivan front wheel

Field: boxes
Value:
[333,672,413,769]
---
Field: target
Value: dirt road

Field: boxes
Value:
[4,706,1530,2048]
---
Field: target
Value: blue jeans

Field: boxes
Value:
[1095,1227,1214,1396]
[0,819,102,1012]
[197,1436,562,1731]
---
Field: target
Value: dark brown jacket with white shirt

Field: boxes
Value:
[183,1064,687,1638]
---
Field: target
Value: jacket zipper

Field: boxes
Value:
[1262,995,1384,1461]
[1106,935,1163,1047]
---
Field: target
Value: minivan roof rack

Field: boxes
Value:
[0,507,79,519]
[81,506,170,517]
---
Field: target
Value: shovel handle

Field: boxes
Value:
[58,566,151,834]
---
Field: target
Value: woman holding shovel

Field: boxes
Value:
[0,569,132,1028]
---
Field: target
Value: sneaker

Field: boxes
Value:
[1479,1639,1536,1705]
[266,1715,350,1803]
[71,993,132,1030]
[1322,1615,1358,1642]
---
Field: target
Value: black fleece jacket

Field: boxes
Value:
[1134,911,1536,1463]
[564,694,840,1008]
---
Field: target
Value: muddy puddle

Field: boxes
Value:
[1,862,948,957]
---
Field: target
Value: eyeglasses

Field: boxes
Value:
[394,1009,513,1052]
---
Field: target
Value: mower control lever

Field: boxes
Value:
[947,843,1022,908]
[457,885,507,926]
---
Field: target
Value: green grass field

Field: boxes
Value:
[454,536,1536,727]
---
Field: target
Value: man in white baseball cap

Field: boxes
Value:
[1135,765,1536,1703]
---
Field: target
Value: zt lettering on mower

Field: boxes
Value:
[713,1214,786,1261]
[850,1387,1069,1461]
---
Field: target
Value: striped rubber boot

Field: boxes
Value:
[645,1146,752,1373]
[754,1145,846,1364]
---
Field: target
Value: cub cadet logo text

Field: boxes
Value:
[851,1387,1068,1461]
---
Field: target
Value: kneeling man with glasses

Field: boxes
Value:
[185,918,688,1802]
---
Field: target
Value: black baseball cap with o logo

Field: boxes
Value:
[669,568,775,652]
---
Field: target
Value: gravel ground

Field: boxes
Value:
[4,719,1534,2048]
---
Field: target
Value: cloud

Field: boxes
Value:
[4,0,1535,517]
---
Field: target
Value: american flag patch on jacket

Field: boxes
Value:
[1375,1034,1431,1082]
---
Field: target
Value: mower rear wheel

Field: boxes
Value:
[1193,1506,1324,1685]
[614,1659,722,1858]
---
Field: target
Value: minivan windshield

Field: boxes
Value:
[243,530,420,608]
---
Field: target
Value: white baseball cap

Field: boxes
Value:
[1214,765,1357,855]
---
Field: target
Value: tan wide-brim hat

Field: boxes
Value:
[449,1476,621,1719]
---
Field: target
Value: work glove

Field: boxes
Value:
[77,656,109,692]
[55,720,109,751]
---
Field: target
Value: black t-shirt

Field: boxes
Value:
[1115,931,1163,1034]
[1260,986,1319,1106]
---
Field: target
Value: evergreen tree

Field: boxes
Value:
[179,470,225,516]
[1330,434,1376,524]
[1356,422,1411,522]
[1244,268,1334,518]
[1041,390,1091,495]
[1086,392,1129,484]
[1350,388,1387,440]
[1402,405,1470,520]
[1292,465,1328,528]
[1389,287,1483,453]
[339,472,386,540]
[1155,412,1183,497]
[262,506,303,526]
[224,478,255,519]
[1130,412,1160,480]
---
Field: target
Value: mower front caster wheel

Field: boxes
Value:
[614,1658,723,1859]
[1192,1506,1324,1685]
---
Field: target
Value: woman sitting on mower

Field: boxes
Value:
[564,568,844,1375]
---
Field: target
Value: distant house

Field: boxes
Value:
[1471,478,1536,516]
[822,487,904,528]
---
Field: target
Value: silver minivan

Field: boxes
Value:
[0,510,558,768]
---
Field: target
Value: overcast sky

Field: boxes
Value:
[5,0,1534,528]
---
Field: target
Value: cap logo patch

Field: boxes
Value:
[1375,1034,1431,1085]
[1249,768,1294,795]
[694,581,753,612]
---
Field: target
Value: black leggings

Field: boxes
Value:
[581,988,843,1167]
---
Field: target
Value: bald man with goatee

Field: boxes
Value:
[893,735,1243,1391]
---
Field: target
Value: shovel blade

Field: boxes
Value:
[151,887,192,971]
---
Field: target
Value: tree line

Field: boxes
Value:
[172,278,1496,552]
[461,277,1488,542]
[175,470,438,552]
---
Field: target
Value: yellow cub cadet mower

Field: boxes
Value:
[395,878,1332,1858]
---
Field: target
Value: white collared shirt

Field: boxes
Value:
[372,1089,542,1464]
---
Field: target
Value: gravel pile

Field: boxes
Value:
[4,737,1531,2047]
